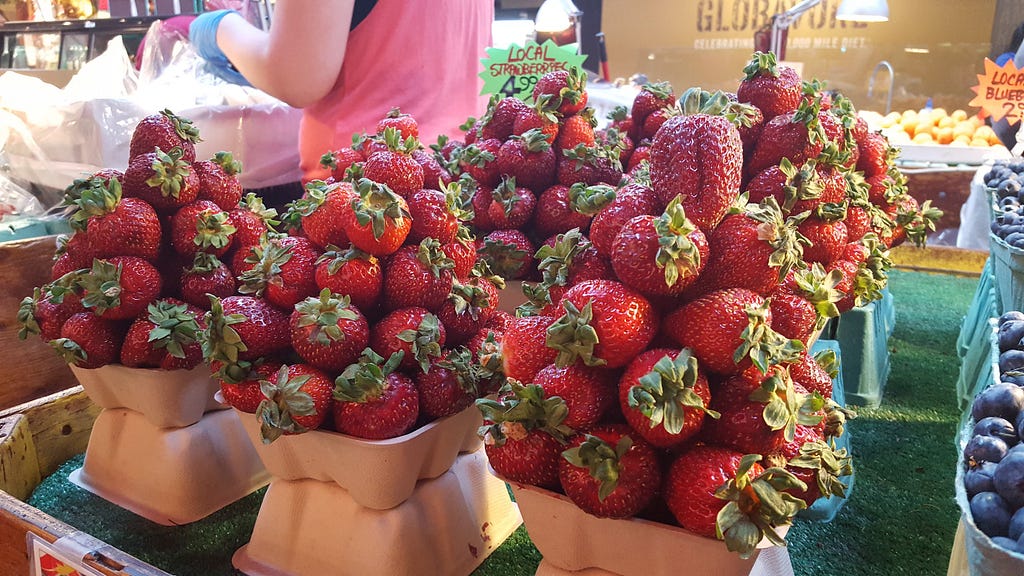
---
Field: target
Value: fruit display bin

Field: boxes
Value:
[989,232,1024,316]
[955,316,1000,413]
[829,288,895,408]
[956,259,999,409]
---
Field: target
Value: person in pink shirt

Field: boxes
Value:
[190,0,493,185]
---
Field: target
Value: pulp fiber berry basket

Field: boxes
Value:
[990,232,1024,316]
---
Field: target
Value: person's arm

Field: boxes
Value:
[215,0,356,108]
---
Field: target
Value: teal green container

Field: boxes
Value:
[834,290,894,408]
[990,233,1024,316]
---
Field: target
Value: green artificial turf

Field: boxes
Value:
[27,269,979,576]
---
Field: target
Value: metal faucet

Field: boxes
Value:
[868,60,895,115]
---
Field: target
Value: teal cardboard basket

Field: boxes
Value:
[832,289,894,408]
[990,233,1024,317]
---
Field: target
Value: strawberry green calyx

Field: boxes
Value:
[353,178,411,240]
[821,397,857,439]
[493,177,523,217]
[779,158,824,214]
[344,162,366,182]
[814,348,840,379]
[474,330,505,383]
[50,337,88,365]
[201,295,251,383]
[239,192,279,224]
[161,109,202,143]
[295,288,359,346]
[734,300,805,373]
[145,147,192,199]
[563,434,631,502]
[844,170,871,207]
[319,152,338,170]
[655,196,702,288]
[792,94,825,146]
[380,126,419,155]
[436,345,483,396]
[77,259,124,316]
[385,106,404,119]
[282,182,329,227]
[791,264,843,329]
[714,453,808,558]
[532,93,562,123]
[746,197,809,282]
[535,227,587,287]
[742,51,779,80]
[475,379,574,446]
[516,281,554,317]
[558,66,588,108]
[480,236,529,280]
[789,437,854,500]
[238,239,293,297]
[194,208,237,251]
[815,201,848,223]
[66,178,122,231]
[146,300,201,359]
[448,281,490,320]
[641,80,674,101]
[678,87,725,116]
[16,289,41,340]
[547,299,604,368]
[749,367,823,443]
[461,143,496,168]
[631,160,652,187]
[459,115,478,133]
[469,256,506,289]
[256,366,316,443]
[474,95,502,138]
[568,183,616,216]
[334,348,404,403]
[442,180,474,222]
[607,105,630,124]
[519,129,553,153]
[397,313,444,374]
[190,251,225,274]
[818,141,852,169]
[212,151,242,175]
[317,244,374,276]
[627,349,719,435]
[901,199,943,248]
[416,237,456,278]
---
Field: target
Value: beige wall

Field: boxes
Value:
[602,0,997,114]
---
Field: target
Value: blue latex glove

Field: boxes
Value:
[189,9,251,86]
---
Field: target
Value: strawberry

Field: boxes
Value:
[478,229,534,280]
[547,280,657,369]
[663,288,803,376]
[314,245,383,313]
[239,235,321,310]
[51,312,126,369]
[459,138,503,188]
[626,144,651,173]
[532,183,613,239]
[320,147,364,182]
[534,362,616,430]
[370,307,446,374]
[855,130,896,178]
[884,195,941,249]
[600,127,635,169]
[436,276,499,346]
[332,349,419,439]
[129,109,201,163]
[470,184,497,231]
[559,425,661,519]
[203,295,291,376]
[487,177,536,230]
[630,81,675,135]
[17,285,79,342]
[480,95,530,141]
[532,228,614,307]
[290,289,369,373]
[611,196,708,297]
[51,232,94,280]
[441,227,478,278]
[77,257,162,321]
[416,346,484,421]
[293,180,356,250]
[218,360,282,414]
[382,238,456,312]
[771,424,852,506]
[120,299,205,370]
[256,364,335,442]
[376,107,419,139]
[467,327,507,395]
[339,178,412,256]
[501,315,559,383]
[533,68,588,116]
[665,449,805,556]
[649,104,742,229]
[171,199,237,258]
[363,127,424,196]
[122,147,199,213]
[64,177,161,262]
[747,96,840,177]
[619,348,715,448]
[589,181,657,257]
[799,217,848,265]
[411,149,453,190]
[788,348,837,399]
[496,129,557,192]
[513,99,560,144]
[556,108,597,151]
[641,107,676,140]
[194,151,243,210]
[556,143,623,187]
[230,193,279,250]
[736,51,803,121]
[179,252,236,309]
[476,380,574,489]
[607,105,634,137]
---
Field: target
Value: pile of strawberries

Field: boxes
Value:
[456,52,938,557]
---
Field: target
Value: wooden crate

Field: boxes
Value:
[0,386,169,576]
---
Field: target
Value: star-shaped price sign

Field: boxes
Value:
[479,40,587,102]
[969,57,1024,125]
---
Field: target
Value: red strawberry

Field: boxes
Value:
[547,280,657,369]
[470,184,497,231]
[194,151,243,210]
[64,177,161,262]
[771,424,852,506]
[441,228,478,278]
[769,293,818,346]
[496,129,557,191]
[411,149,453,191]
[77,257,162,321]
[589,182,657,257]
[376,107,419,140]
[649,111,742,229]
[362,128,424,196]
[295,180,356,250]
[855,130,896,178]
[171,199,236,258]
[256,364,335,441]
[314,245,383,313]
[122,147,199,213]
[340,178,412,256]
[630,81,675,134]
[556,108,597,151]
[290,289,369,373]
[619,348,715,448]
[51,232,94,280]
[533,68,588,116]
[513,100,560,144]
[501,315,559,383]
[487,177,537,230]
[560,425,662,520]
[627,144,651,172]
[382,239,456,312]
[51,312,126,369]
[478,229,534,280]
[129,109,200,163]
[333,349,419,439]
[606,104,634,137]
[416,346,483,421]
[230,193,278,250]
[844,205,873,242]
[459,138,503,188]
[556,143,623,188]
[477,380,574,489]
[320,147,364,182]
[218,360,282,413]
[203,295,291,371]
[736,52,803,121]
[17,286,79,342]
[532,183,613,239]
[120,299,205,369]
[611,196,708,297]
[747,98,839,177]
[641,107,675,140]
[436,276,499,346]
[480,95,530,141]
[534,362,615,430]
[370,307,446,374]
[179,252,236,309]
[789,348,837,399]
[239,235,322,310]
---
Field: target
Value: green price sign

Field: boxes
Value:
[479,40,587,101]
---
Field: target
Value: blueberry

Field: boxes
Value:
[1010,507,1024,540]
[1001,350,1024,374]
[972,492,1012,537]
[999,321,1024,352]
[967,435,1009,464]
[976,417,1020,445]
[1004,373,1024,387]
[1003,180,1023,199]
[967,462,999,497]
[992,536,1021,552]
[1001,312,1024,324]
[995,221,1005,234]
[973,383,1024,421]
[996,451,1024,508]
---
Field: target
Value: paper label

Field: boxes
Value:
[969,57,1024,125]
[479,40,587,101]
[27,534,104,576]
